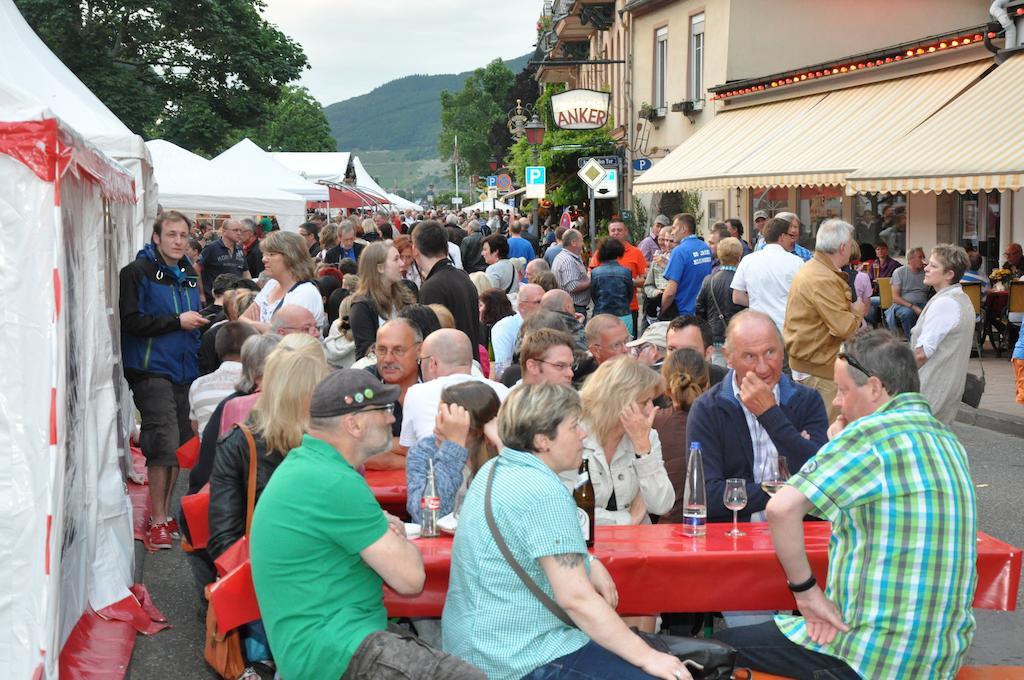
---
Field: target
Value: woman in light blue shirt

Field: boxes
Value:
[442,384,691,680]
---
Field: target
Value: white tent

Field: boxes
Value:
[147,139,306,231]
[1,78,138,679]
[271,150,352,183]
[351,155,422,211]
[462,198,515,214]
[0,0,156,251]
[212,138,330,202]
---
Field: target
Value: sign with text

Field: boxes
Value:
[577,156,620,169]
[525,166,546,199]
[551,89,611,130]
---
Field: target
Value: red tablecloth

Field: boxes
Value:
[384,523,1022,617]
[366,469,408,518]
[209,523,1021,634]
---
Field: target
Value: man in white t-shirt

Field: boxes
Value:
[399,328,509,446]
[731,217,805,332]
[189,321,257,435]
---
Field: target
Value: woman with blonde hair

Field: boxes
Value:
[243,230,324,330]
[207,334,328,668]
[349,241,416,359]
[318,223,339,261]
[569,356,674,526]
[361,216,381,242]
[652,348,710,523]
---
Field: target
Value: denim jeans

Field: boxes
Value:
[714,621,859,680]
[889,304,919,339]
[342,623,484,680]
[522,640,661,680]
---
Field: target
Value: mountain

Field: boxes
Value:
[323,53,531,169]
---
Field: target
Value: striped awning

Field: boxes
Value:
[846,53,1024,194]
[634,60,991,194]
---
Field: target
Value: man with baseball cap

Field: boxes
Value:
[627,320,669,369]
[250,370,483,680]
[639,214,671,263]
[752,210,769,250]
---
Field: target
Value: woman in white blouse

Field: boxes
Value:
[563,356,674,526]
[243,230,325,332]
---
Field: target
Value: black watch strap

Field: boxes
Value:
[787,574,817,593]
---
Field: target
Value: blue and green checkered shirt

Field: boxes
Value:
[442,448,590,680]
[776,393,977,679]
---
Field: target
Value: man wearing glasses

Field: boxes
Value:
[719,330,977,679]
[520,328,577,386]
[399,329,509,448]
[250,369,484,680]
[572,314,630,385]
[362,318,424,470]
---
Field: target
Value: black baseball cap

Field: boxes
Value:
[309,369,399,418]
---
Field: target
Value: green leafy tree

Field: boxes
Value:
[16,0,309,156]
[234,85,335,152]
[438,59,515,181]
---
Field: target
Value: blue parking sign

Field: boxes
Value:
[525,166,546,185]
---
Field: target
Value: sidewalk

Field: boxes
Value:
[955,348,1024,437]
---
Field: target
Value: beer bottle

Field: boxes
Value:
[420,458,440,538]
[573,459,596,547]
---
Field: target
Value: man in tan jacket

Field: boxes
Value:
[784,219,866,419]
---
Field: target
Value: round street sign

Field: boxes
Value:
[496,174,513,192]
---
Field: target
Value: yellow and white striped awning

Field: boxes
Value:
[634,60,991,194]
[846,53,1024,194]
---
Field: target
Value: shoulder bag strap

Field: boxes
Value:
[708,271,727,324]
[484,461,578,628]
[237,423,259,536]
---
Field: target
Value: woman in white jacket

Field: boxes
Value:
[563,356,674,526]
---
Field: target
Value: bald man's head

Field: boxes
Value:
[420,328,473,380]
[517,283,544,319]
[271,304,320,338]
[541,288,574,315]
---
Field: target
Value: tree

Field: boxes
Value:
[234,85,336,152]
[16,0,309,156]
[438,59,515,181]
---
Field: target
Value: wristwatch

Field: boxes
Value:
[787,574,817,593]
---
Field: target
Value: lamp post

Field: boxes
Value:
[524,114,546,236]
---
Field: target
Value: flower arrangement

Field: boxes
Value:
[990,268,1012,283]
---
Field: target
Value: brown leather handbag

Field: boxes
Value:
[204,424,259,679]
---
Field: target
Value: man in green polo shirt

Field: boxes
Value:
[250,369,483,680]
[717,330,977,679]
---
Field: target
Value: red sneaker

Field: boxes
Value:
[149,522,172,550]
[165,517,180,539]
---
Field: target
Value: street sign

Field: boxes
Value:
[632,158,653,172]
[577,158,608,189]
[487,175,497,188]
[487,186,498,199]
[525,165,546,199]
[577,156,620,169]
[496,173,513,192]
[593,168,619,198]
[451,196,463,205]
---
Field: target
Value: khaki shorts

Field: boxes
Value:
[798,374,840,422]
[1014,358,1024,405]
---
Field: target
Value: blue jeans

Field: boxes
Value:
[714,621,859,680]
[522,641,660,680]
[889,304,919,338]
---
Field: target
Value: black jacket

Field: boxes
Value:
[245,240,265,278]
[349,296,382,359]
[419,259,481,349]
[324,241,364,265]
[207,425,285,560]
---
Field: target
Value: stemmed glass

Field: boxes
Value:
[760,455,791,498]
[723,479,747,537]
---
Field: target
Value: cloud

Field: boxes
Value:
[260,0,541,105]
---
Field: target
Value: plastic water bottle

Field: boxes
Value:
[420,458,440,538]
[681,442,707,537]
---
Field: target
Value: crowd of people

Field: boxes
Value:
[118,204,1023,680]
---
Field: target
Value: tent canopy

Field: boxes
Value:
[462,198,514,214]
[212,138,329,201]
[146,139,305,230]
[351,155,422,211]
[271,151,351,183]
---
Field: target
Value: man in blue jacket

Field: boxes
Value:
[120,211,209,549]
[687,310,827,524]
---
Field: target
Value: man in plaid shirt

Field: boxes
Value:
[717,329,977,679]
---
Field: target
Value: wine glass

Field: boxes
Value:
[760,454,791,498]
[723,479,747,537]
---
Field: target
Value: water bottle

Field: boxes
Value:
[420,458,440,538]
[681,442,707,537]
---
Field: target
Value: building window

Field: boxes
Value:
[690,13,705,105]
[654,27,668,112]
[853,193,908,257]
[956,191,1000,272]
[797,186,844,250]
[751,187,790,224]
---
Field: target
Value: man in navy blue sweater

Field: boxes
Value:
[687,310,827,523]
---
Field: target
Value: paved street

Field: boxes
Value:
[129,421,1024,676]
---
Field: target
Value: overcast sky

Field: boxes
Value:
[260,1,542,106]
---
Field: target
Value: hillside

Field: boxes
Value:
[323,53,531,167]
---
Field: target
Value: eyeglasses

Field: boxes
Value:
[838,349,874,379]
[375,342,419,359]
[417,355,434,366]
[536,359,575,372]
